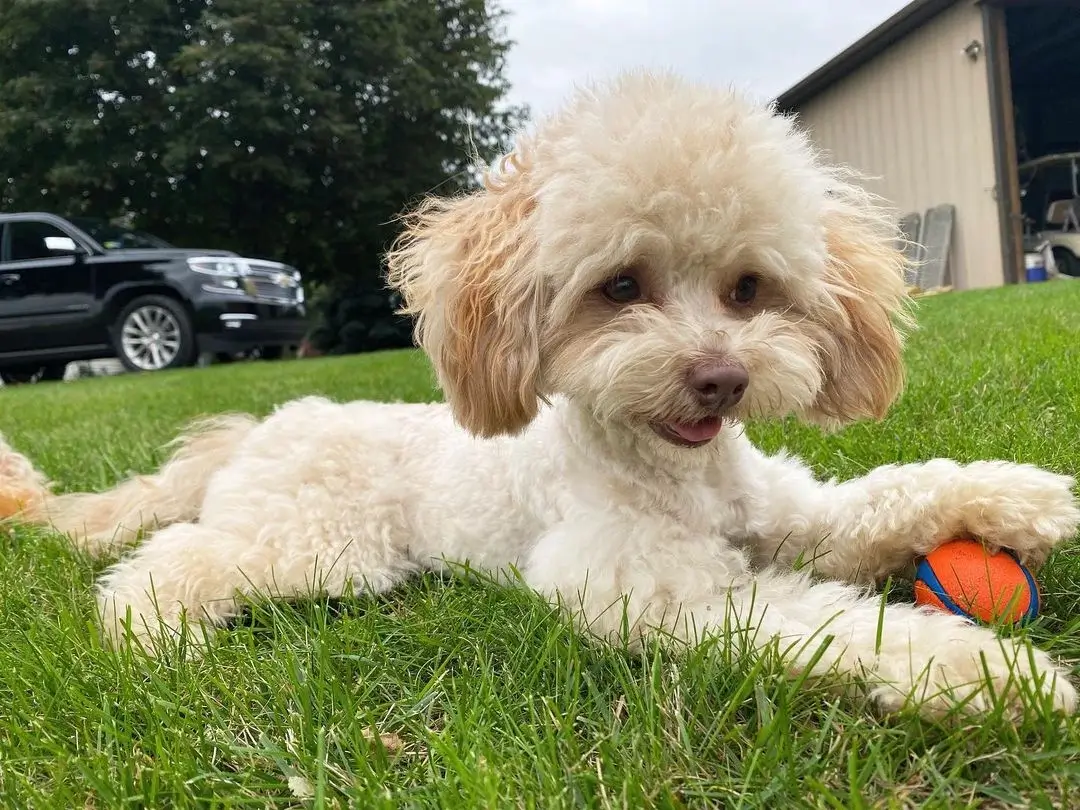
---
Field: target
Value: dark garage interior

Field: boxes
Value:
[1007,2,1080,275]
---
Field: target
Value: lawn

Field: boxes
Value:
[2,281,1080,808]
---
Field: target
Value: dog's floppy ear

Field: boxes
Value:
[811,187,914,425]
[385,152,543,438]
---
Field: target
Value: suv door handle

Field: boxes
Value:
[0,272,20,284]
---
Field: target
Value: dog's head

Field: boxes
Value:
[387,70,912,448]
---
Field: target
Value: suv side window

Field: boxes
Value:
[3,221,81,262]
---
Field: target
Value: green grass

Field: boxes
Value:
[3,281,1080,808]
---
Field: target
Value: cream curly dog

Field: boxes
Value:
[3,70,1078,720]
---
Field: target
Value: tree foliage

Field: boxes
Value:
[0,0,523,351]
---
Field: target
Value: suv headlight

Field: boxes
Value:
[187,256,249,294]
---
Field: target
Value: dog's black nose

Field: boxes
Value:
[688,363,749,410]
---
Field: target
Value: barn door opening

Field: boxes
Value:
[997,1,1080,280]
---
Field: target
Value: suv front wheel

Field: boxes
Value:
[112,295,197,372]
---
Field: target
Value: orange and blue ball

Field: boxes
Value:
[913,539,1040,625]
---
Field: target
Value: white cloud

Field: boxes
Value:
[500,0,911,116]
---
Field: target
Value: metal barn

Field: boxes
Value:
[775,0,1080,289]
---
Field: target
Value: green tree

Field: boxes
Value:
[0,0,524,352]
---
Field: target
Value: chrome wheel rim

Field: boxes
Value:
[121,305,182,370]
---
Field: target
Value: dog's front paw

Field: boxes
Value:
[924,461,1080,569]
[870,622,1077,720]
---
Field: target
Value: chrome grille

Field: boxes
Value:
[241,260,303,303]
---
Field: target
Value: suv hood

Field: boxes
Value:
[101,247,240,261]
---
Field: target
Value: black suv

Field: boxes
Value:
[0,213,309,383]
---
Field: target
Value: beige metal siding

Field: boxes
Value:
[793,0,1002,289]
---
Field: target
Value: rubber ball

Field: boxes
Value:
[913,538,1040,624]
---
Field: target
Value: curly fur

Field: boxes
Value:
[0,432,51,520]
[3,70,1078,721]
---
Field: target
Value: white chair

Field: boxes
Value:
[1046,198,1080,232]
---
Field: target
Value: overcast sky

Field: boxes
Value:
[501,0,911,116]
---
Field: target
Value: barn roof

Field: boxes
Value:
[773,0,960,111]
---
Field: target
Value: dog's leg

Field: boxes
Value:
[527,518,1076,720]
[748,454,1080,583]
[707,572,1078,720]
[558,568,1075,720]
[96,516,416,651]
[91,396,443,653]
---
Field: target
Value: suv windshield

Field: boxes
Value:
[69,217,174,250]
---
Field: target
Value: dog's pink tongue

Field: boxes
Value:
[670,418,723,443]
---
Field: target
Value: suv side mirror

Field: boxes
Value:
[44,235,78,253]
[43,235,86,261]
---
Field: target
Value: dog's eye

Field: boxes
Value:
[602,275,642,304]
[731,274,758,305]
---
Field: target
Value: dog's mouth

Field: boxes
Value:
[651,417,724,448]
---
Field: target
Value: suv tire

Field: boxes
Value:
[112,295,197,372]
